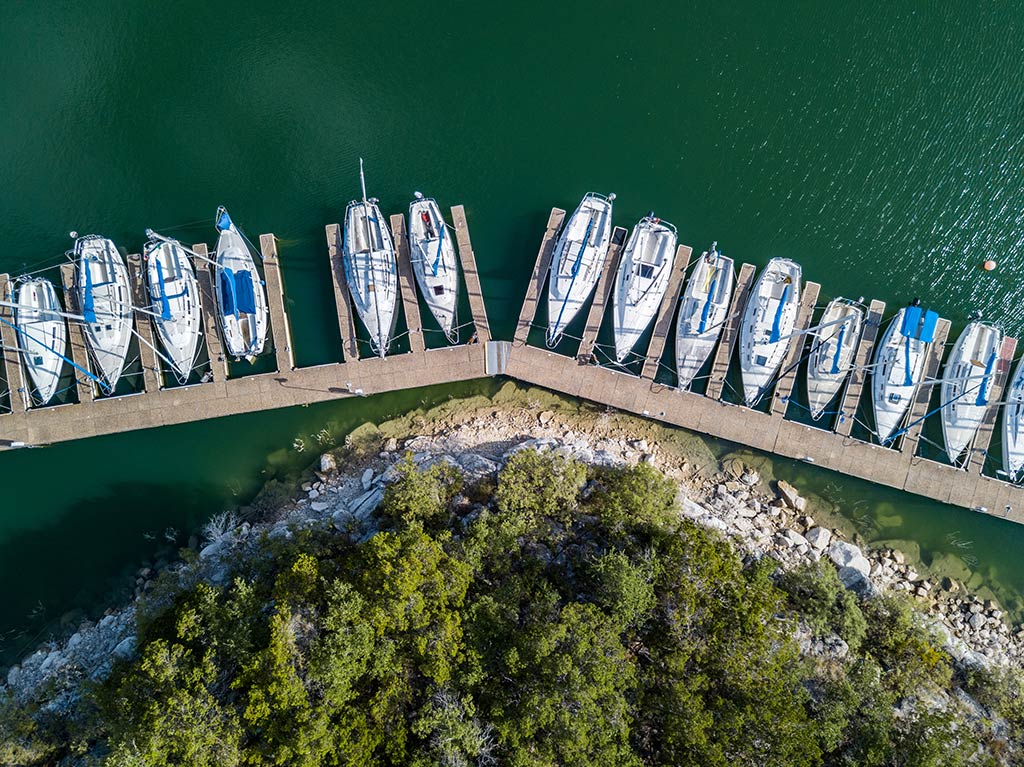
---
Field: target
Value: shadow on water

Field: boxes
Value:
[0,480,224,666]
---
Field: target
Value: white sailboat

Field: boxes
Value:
[1002,359,1024,481]
[675,242,734,389]
[546,192,614,347]
[144,236,202,381]
[409,192,459,343]
[75,235,133,390]
[738,258,802,406]
[805,298,864,420]
[871,303,939,444]
[13,277,67,404]
[941,320,1002,465]
[214,207,269,361]
[343,159,398,358]
[611,214,677,363]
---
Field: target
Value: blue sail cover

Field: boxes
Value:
[831,322,847,375]
[898,305,939,342]
[234,271,257,314]
[154,258,172,320]
[769,284,790,344]
[976,350,997,406]
[83,264,96,323]
[918,310,939,343]
[431,226,444,277]
[221,267,237,318]
[216,209,233,233]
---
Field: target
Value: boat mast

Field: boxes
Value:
[360,158,386,358]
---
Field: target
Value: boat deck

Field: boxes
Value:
[4,205,1024,527]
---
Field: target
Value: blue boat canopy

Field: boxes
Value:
[83,265,96,324]
[221,267,237,318]
[234,271,257,315]
[898,305,939,343]
[216,209,233,233]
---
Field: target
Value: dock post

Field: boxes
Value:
[970,335,1017,474]
[193,244,229,381]
[325,223,360,361]
[641,244,693,380]
[834,299,886,436]
[390,214,426,353]
[771,281,821,417]
[59,263,96,402]
[0,274,28,413]
[259,234,294,372]
[451,205,491,344]
[900,318,951,455]
[706,263,756,401]
[578,226,626,359]
[514,208,564,346]
[126,254,161,392]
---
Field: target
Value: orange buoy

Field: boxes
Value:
[983,259,997,271]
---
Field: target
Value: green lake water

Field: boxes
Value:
[2,1,1024,660]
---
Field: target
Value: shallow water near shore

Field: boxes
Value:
[3,3,1024,660]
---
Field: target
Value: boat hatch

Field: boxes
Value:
[433,285,445,296]
[755,354,768,366]
[638,264,655,279]
[888,392,902,404]
[32,355,43,365]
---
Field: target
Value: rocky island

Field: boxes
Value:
[2,383,1023,765]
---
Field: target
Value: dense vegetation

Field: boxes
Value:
[2,450,1022,765]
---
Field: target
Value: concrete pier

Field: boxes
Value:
[452,206,491,344]
[58,264,96,402]
[193,244,229,381]
[6,204,1024,529]
[325,224,360,361]
[834,300,885,436]
[259,234,294,372]
[641,245,692,380]
[514,209,563,345]
[126,254,161,392]
[389,214,426,354]
[706,263,755,401]
[0,274,28,413]
[577,227,626,359]
[771,282,821,416]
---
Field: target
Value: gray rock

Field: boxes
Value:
[319,453,337,473]
[805,526,832,551]
[776,480,806,512]
[838,566,877,596]
[741,470,759,486]
[783,529,809,549]
[829,540,871,579]
[310,500,332,513]
[384,437,399,452]
[112,636,136,660]
[969,613,986,631]
[361,468,374,491]
[308,488,320,500]
[459,453,500,476]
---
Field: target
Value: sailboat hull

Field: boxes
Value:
[941,321,1002,465]
[409,198,459,342]
[15,278,67,405]
[805,299,864,420]
[146,241,202,380]
[547,193,613,346]
[611,217,677,362]
[871,308,929,444]
[1002,360,1024,480]
[344,200,398,357]
[214,223,269,361]
[76,236,133,391]
[675,251,734,389]
[738,258,802,406]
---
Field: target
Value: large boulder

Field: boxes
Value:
[829,540,871,579]
[776,480,806,512]
[805,526,833,551]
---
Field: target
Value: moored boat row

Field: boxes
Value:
[542,191,1024,478]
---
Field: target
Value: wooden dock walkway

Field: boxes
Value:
[6,204,1024,528]
[325,224,360,361]
[58,263,97,401]
[834,299,885,436]
[126,254,161,392]
[771,281,821,417]
[577,226,626,359]
[389,214,426,354]
[0,274,28,413]
[641,245,692,380]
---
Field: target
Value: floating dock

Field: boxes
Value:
[3,205,1024,527]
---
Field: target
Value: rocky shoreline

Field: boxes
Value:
[4,383,1022,709]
